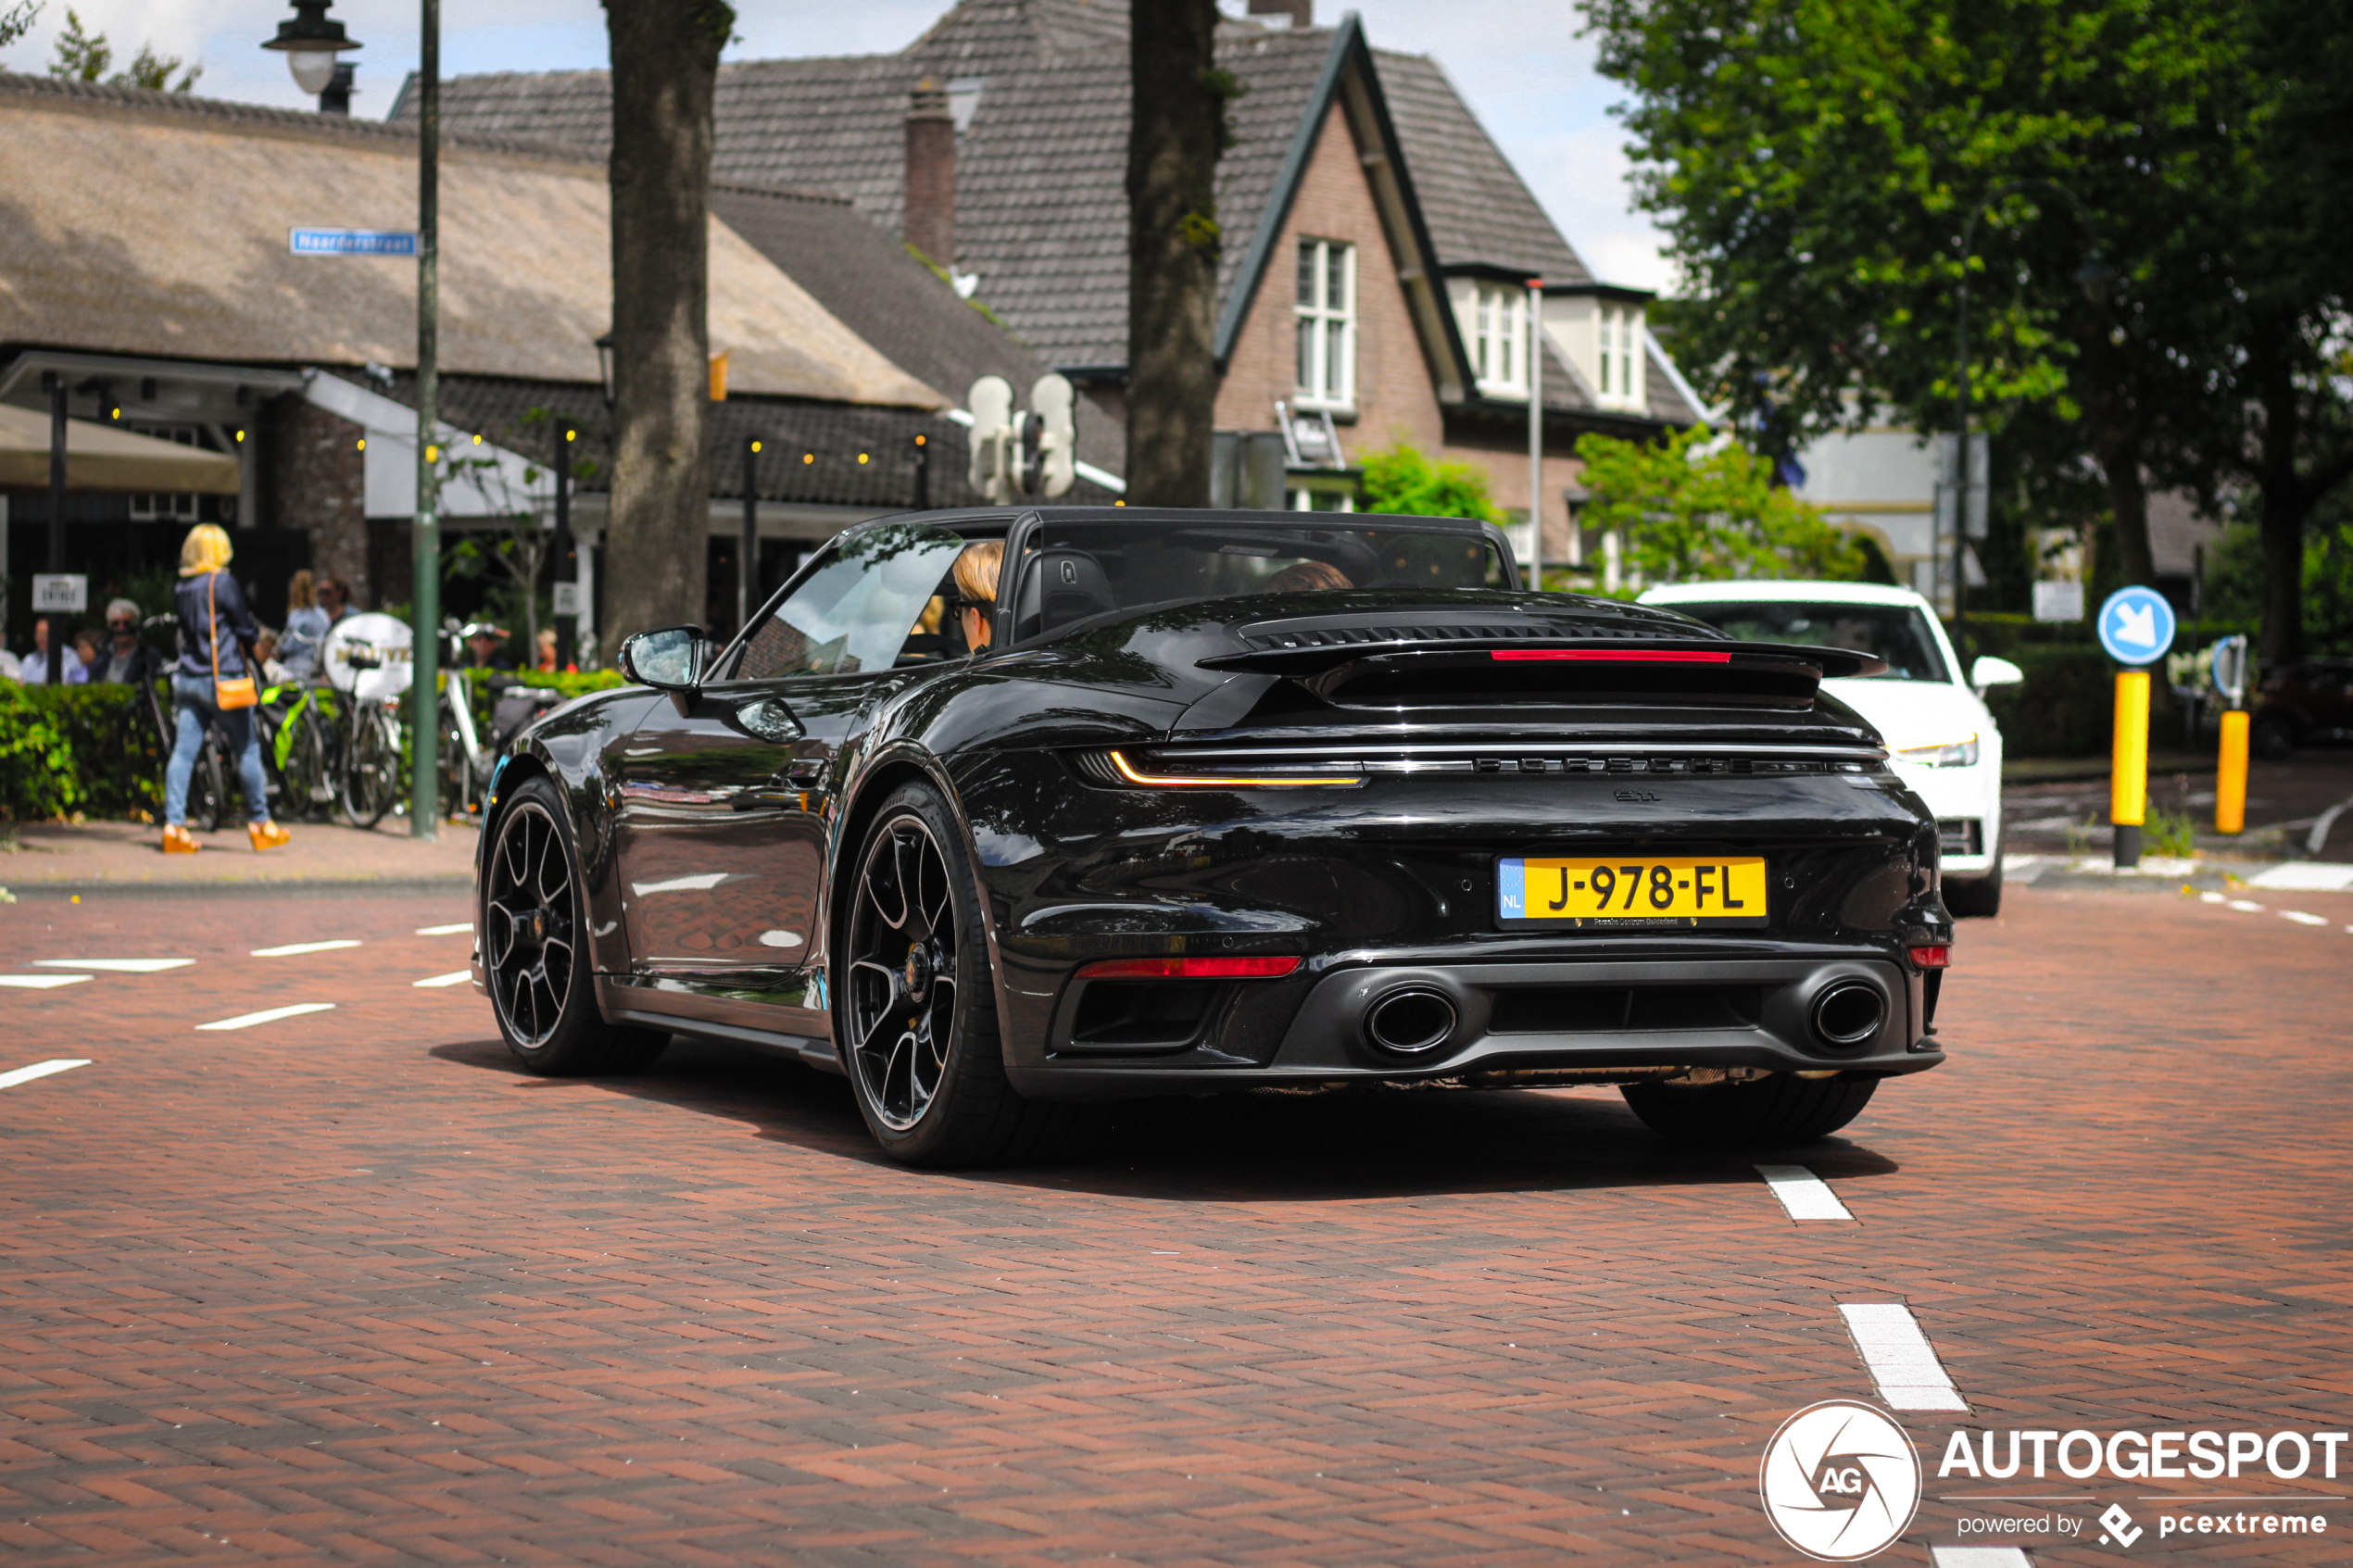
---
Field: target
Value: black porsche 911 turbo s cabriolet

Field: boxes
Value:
[472,507,1954,1166]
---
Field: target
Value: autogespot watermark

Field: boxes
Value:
[1759,1401,1923,1562]
[1938,1425,2343,1552]
[1759,1410,2344,1560]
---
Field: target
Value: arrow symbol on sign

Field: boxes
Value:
[2111,601,2158,647]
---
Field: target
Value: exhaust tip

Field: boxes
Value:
[1365,987,1458,1055]
[1810,981,1887,1048]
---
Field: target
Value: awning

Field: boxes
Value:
[0,402,241,493]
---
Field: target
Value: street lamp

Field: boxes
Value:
[1951,179,2108,662]
[260,0,358,99]
[265,0,440,840]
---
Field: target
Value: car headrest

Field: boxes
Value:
[1013,547,1117,639]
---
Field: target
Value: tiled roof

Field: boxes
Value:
[415,5,1616,371]
[1375,51,1592,286]
[704,182,1123,475]
[0,72,938,406]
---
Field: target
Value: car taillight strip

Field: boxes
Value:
[1077,956,1302,980]
[1490,649,1734,663]
[1108,750,1363,788]
[1909,946,1951,969]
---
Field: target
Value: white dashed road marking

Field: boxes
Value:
[0,1059,92,1090]
[2200,892,2227,904]
[32,958,194,972]
[416,922,473,936]
[1931,1549,2033,1568]
[197,1003,336,1032]
[0,974,91,989]
[1839,1302,1968,1411]
[2281,910,2328,926]
[1755,1163,1854,1222]
[413,972,473,988]
[2227,900,2264,912]
[251,940,363,958]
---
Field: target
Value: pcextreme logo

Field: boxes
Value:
[1760,1400,1924,1562]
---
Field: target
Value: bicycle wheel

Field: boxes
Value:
[278,708,329,822]
[341,707,401,829]
[186,735,228,834]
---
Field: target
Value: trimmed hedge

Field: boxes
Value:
[2,670,632,823]
[0,684,167,822]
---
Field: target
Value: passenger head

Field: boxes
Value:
[1266,559,1353,593]
[179,522,233,577]
[953,539,1004,651]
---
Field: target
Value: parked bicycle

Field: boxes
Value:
[438,622,563,821]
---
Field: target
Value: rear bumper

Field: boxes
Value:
[1004,950,1944,1100]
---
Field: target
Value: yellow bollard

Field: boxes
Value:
[2215,709,2248,834]
[2111,669,2150,866]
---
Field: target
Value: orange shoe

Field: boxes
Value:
[162,823,200,854]
[247,820,292,852]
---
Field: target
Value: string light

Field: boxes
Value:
[857,453,869,464]
[750,440,762,453]
[356,438,366,451]
[802,453,814,465]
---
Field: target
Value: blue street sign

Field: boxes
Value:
[2096,584,2176,666]
[289,228,418,257]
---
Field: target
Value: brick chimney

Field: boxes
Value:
[1247,0,1312,26]
[904,79,956,268]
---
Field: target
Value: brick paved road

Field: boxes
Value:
[3,884,2349,1565]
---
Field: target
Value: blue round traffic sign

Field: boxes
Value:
[2096,585,2176,666]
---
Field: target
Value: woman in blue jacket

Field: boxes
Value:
[164,524,291,854]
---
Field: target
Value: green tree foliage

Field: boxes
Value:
[1,0,42,50]
[47,6,200,89]
[1580,0,2351,660]
[1575,425,1868,584]
[1358,442,1504,524]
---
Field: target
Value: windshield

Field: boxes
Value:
[735,523,972,679]
[1016,521,1509,638]
[1662,599,1952,683]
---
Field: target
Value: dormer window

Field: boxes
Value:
[1466,281,1528,396]
[1540,288,1649,411]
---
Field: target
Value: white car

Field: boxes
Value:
[1638,581,2022,916]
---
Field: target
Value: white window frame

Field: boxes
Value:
[129,424,203,522]
[1594,303,1646,408]
[1467,281,1528,397]
[1294,238,1356,412]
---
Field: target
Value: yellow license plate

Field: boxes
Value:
[1499,856,1768,926]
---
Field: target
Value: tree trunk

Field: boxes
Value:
[2092,425,2156,590]
[602,0,731,652]
[1126,0,1225,508]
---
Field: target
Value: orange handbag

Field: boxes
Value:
[208,572,258,710]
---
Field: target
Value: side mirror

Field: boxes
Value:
[1970,654,2024,691]
[619,625,705,692]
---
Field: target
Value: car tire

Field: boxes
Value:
[837,781,1088,1168]
[1944,858,2003,918]
[484,775,669,1076]
[2252,715,2296,761]
[1620,1073,1879,1144]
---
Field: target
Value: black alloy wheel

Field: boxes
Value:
[484,775,666,1074]
[839,783,1087,1167]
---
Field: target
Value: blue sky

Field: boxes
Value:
[3,0,1674,291]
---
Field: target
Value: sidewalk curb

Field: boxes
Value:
[6,877,474,901]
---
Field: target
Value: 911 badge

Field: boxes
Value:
[1759,1400,1922,1561]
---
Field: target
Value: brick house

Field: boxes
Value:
[419,0,1704,572]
